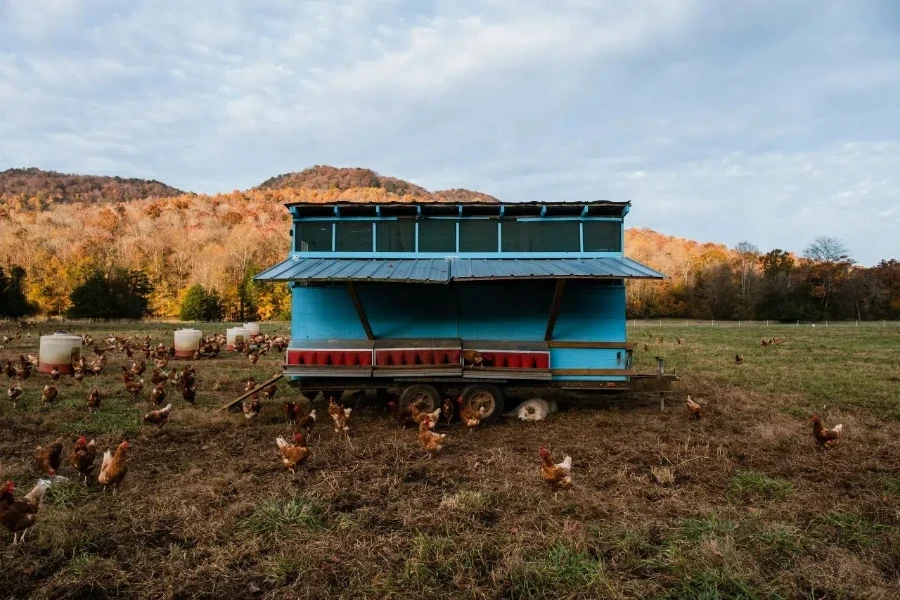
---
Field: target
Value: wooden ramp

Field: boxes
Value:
[220,373,284,411]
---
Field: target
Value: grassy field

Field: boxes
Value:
[1,321,899,599]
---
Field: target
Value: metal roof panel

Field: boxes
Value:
[255,257,664,283]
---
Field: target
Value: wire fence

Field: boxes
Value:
[629,319,900,329]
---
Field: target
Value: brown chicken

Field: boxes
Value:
[4,360,16,379]
[7,385,22,408]
[328,397,352,435]
[262,384,277,401]
[84,388,100,412]
[34,437,64,476]
[811,415,843,449]
[150,382,166,406]
[67,436,98,482]
[418,416,447,457]
[132,360,146,376]
[150,368,168,385]
[1,479,50,545]
[410,404,441,427]
[388,400,416,429]
[686,396,703,419]
[735,354,744,364]
[297,410,317,435]
[50,367,60,382]
[243,398,262,420]
[284,401,302,425]
[276,432,310,474]
[42,384,58,404]
[98,440,130,492]
[441,397,456,425]
[144,404,172,429]
[538,447,573,490]
[456,396,486,433]
[181,384,197,404]
[125,379,144,399]
[121,365,135,383]
[462,349,484,368]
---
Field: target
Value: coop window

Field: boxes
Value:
[583,221,622,252]
[501,220,580,252]
[375,220,416,252]
[459,220,497,252]
[294,222,333,252]
[418,219,457,252]
[335,222,374,252]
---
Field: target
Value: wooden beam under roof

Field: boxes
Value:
[347,282,376,340]
[544,279,567,341]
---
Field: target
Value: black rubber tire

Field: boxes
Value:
[460,384,505,420]
[399,384,440,412]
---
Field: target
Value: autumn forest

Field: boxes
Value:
[1,166,897,322]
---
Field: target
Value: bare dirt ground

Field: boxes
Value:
[1,321,899,599]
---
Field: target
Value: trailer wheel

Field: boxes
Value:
[399,384,440,412]
[461,384,504,420]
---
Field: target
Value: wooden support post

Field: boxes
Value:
[347,282,375,341]
[544,279,567,342]
[220,373,284,411]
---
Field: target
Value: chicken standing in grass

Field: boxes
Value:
[538,447,573,490]
[7,385,22,408]
[125,379,144,399]
[811,415,843,449]
[243,398,262,420]
[42,384,58,405]
[98,440,129,492]
[284,401,302,425]
[34,437,64,477]
[144,404,172,430]
[150,382,166,406]
[457,396,486,433]
[0,479,51,545]
[49,367,60,382]
[686,396,703,419]
[328,397,353,436]
[298,410,317,436]
[67,436,97,483]
[441,397,456,426]
[88,388,101,412]
[276,432,309,474]
[735,354,744,365]
[418,416,446,458]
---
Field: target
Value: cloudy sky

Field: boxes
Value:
[1,1,898,264]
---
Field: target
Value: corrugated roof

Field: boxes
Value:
[255,257,664,283]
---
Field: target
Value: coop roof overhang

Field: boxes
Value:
[285,200,631,219]
[254,257,665,284]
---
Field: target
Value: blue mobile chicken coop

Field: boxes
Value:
[255,200,668,418]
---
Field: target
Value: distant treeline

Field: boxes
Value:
[626,233,899,321]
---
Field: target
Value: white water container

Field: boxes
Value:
[39,333,82,374]
[174,328,203,358]
[226,327,249,351]
[244,322,260,337]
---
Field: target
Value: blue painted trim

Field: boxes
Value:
[540,206,547,217]
[331,223,336,251]
[580,205,588,217]
[455,222,460,252]
[499,205,505,217]
[579,223,584,252]
[458,205,463,217]
[622,205,630,217]
[497,221,502,252]
[514,217,622,222]
[333,206,340,217]
[415,222,419,252]
[416,205,422,217]
[291,251,624,259]
[372,223,377,252]
[296,216,398,222]
[375,205,381,217]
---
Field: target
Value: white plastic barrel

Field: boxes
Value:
[226,327,249,351]
[244,322,260,337]
[174,328,203,358]
[39,333,82,374]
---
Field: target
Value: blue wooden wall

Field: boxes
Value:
[291,282,628,380]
